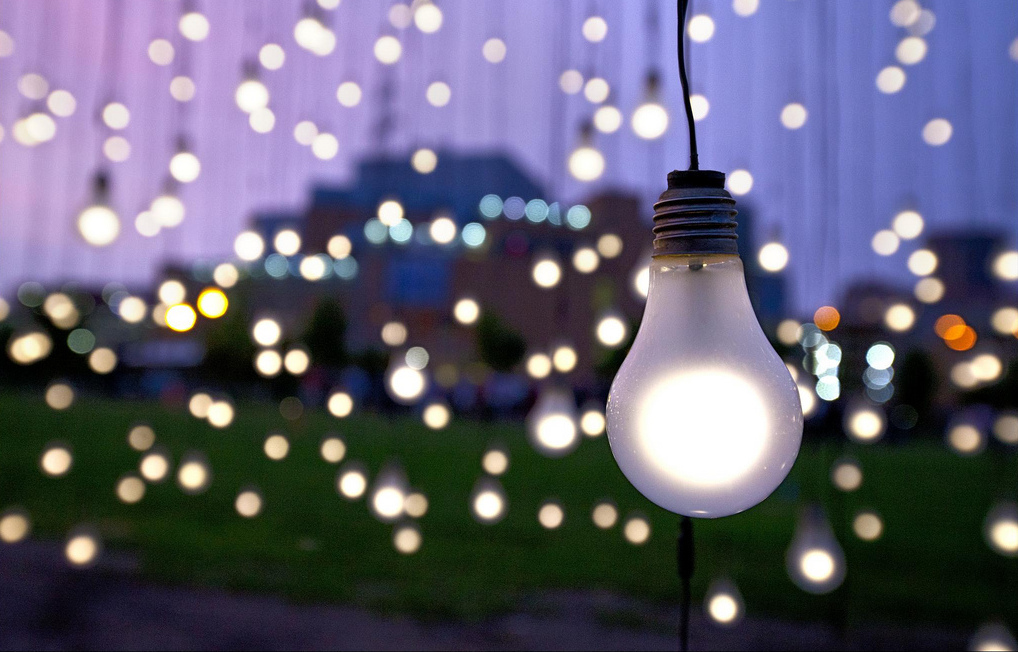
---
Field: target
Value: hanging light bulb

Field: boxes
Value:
[631,71,669,140]
[150,181,185,228]
[235,61,270,114]
[369,464,409,523]
[77,172,120,247]
[169,137,201,183]
[568,122,605,182]
[606,170,803,517]
[526,386,580,458]
[785,506,846,594]
[703,578,745,627]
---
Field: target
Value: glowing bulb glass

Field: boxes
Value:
[607,256,802,517]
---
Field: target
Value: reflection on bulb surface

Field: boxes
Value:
[607,256,802,517]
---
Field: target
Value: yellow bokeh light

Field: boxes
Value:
[165,304,197,332]
[196,288,228,318]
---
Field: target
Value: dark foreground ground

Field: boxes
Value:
[0,541,970,651]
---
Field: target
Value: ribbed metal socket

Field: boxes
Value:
[652,169,739,257]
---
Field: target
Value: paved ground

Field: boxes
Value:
[0,542,969,651]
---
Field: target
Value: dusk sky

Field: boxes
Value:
[0,0,1015,312]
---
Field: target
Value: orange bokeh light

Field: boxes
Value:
[934,314,965,338]
[944,326,977,351]
[814,306,841,331]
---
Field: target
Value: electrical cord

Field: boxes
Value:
[677,0,699,171]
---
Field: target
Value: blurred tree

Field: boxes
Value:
[896,349,937,415]
[476,311,526,372]
[302,298,348,368]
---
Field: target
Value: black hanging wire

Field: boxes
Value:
[676,0,699,171]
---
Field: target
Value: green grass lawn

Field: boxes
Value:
[0,391,1015,631]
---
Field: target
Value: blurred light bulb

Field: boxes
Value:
[631,102,668,140]
[526,387,580,458]
[704,578,744,626]
[984,501,1018,557]
[235,78,269,113]
[470,478,507,524]
[786,507,846,594]
[78,205,120,247]
[568,145,605,182]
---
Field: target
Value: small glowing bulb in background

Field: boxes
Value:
[273,229,301,256]
[896,36,927,65]
[78,205,120,247]
[414,1,443,33]
[596,314,628,348]
[993,412,1018,445]
[404,492,429,518]
[320,436,347,464]
[284,347,310,375]
[259,43,285,70]
[844,404,886,444]
[526,353,553,379]
[328,391,354,418]
[179,12,210,41]
[374,35,402,64]
[631,101,669,140]
[234,231,265,261]
[116,475,146,504]
[235,488,264,518]
[422,402,451,430]
[139,448,171,483]
[727,169,753,196]
[413,148,438,174]
[386,362,428,405]
[552,344,577,373]
[573,247,600,274]
[263,434,290,461]
[128,425,156,452]
[527,387,580,458]
[252,318,282,346]
[176,453,212,495]
[393,523,423,554]
[370,466,409,522]
[40,443,73,477]
[453,298,480,325]
[968,622,1018,652]
[780,103,808,130]
[622,513,652,545]
[235,77,270,114]
[45,382,74,410]
[892,210,924,240]
[786,507,846,594]
[876,66,907,94]
[559,69,584,94]
[64,528,101,568]
[580,402,606,437]
[196,288,228,319]
[149,39,175,66]
[592,501,619,529]
[381,321,408,346]
[538,500,565,530]
[426,81,451,107]
[582,16,607,42]
[852,510,884,542]
[169,149,201,183]
[568,144,605,182]
[470,477,507,524]
[993,251,1018,281]
[947,423,986,457]
[704,578,745,627]
[482,38,507,64]
[207,400,235,429]
[922,118,953,147]
[593,105,622,134]
[337,463,369,500]
[481,446,510,476]
[532,257,563,289]
[254,350,282,377]
[165,304,197,332]
[984,501,1018,557]
[757,242,789,272]
[0,509,31,544]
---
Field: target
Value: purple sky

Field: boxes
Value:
[0,0,1016,312]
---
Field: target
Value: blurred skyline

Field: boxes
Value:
[0,0,1016,312]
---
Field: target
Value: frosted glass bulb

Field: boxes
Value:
[607,256,801,517]
[606,170,802,518]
